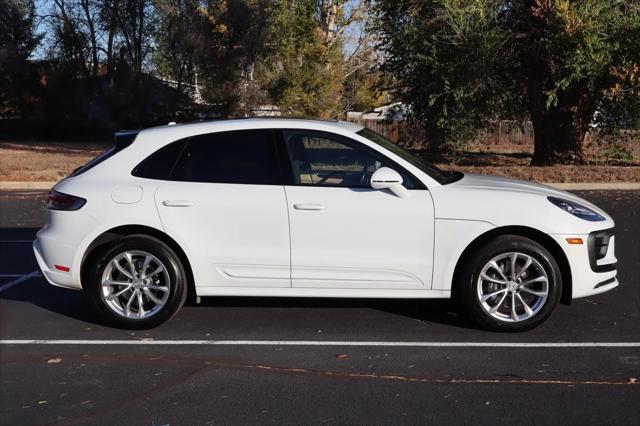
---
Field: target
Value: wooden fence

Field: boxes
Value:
[346,117,535,146]
[346,117,402,143]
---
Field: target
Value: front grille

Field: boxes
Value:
[593,232,612,259]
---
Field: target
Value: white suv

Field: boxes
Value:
[33,119,618,330]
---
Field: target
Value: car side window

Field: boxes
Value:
[282,130,416,189]
[132,139,187,180]
[170,130,281,185]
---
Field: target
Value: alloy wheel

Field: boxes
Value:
[476,252,549,323]
[100,250,171,319]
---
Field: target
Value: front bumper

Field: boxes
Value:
[551,228,618,299]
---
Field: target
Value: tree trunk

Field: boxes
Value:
[525,50,592,165]
[80,0,99,76]
[519,1,595,166]
[530,106,587,165]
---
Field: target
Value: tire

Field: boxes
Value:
[456,235,562,332]
[85,235,187,329]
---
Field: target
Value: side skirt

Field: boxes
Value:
[194,287,451,299]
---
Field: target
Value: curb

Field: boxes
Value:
[0,181,639,191]
[0,182,56,190]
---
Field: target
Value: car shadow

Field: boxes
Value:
[0,278,104,325]
[193,296,470,329]
[1,276,472,330]
[1,226,471,330]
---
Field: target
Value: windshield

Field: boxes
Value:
[356,128,458,184]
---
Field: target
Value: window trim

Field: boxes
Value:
[275,129,427,190]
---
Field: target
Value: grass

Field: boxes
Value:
[438,163,640,183]
[422,148,640,183]
[1,140,639,183]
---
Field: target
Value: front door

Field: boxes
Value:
[281,130,435,289]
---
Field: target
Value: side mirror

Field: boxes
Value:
[370,167,409,198]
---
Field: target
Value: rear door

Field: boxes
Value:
[153,129,291,288]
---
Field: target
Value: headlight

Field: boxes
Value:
[547,197,606,222]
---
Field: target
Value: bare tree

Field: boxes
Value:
[79,0,99,75]
[114,0,155,73]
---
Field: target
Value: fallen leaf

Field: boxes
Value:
[47,358,62,364]
[37,401,47,405]
[336,354,348,359]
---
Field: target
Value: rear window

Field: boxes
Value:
[70,130,139,177]
[69,147,116,177]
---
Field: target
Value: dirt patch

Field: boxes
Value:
[0,142,108,181]
[422,149,640,183]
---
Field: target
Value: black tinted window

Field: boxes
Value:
[70,147,116,177]
[132,139,186,179]
[283,130,417,189]
[171,130,280,184]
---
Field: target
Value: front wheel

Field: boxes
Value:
[85,235,187,329]
[456,235,562,331]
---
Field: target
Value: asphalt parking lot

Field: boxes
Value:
[0,190,638,425]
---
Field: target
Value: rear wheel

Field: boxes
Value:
[456,235,562,331]
[85,235,187,329]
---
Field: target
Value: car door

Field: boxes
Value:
[281,130,435,290]
[154,129,291,288]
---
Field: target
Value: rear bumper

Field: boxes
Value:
[32,209,100,291]
[33,239,82,290]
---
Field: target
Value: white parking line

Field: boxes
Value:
[0,271,40,293]
[0,340,639,347]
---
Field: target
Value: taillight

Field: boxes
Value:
[47,190,86,211]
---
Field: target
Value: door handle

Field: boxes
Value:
[162,200,194,207]
[293,203,325,211]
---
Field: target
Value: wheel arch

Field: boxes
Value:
[451,225,572,305]
[80,225,196,301]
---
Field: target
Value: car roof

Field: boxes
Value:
[137,118,365,145]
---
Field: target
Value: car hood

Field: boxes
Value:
[451,173,577,199]
[442,173,611,222]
